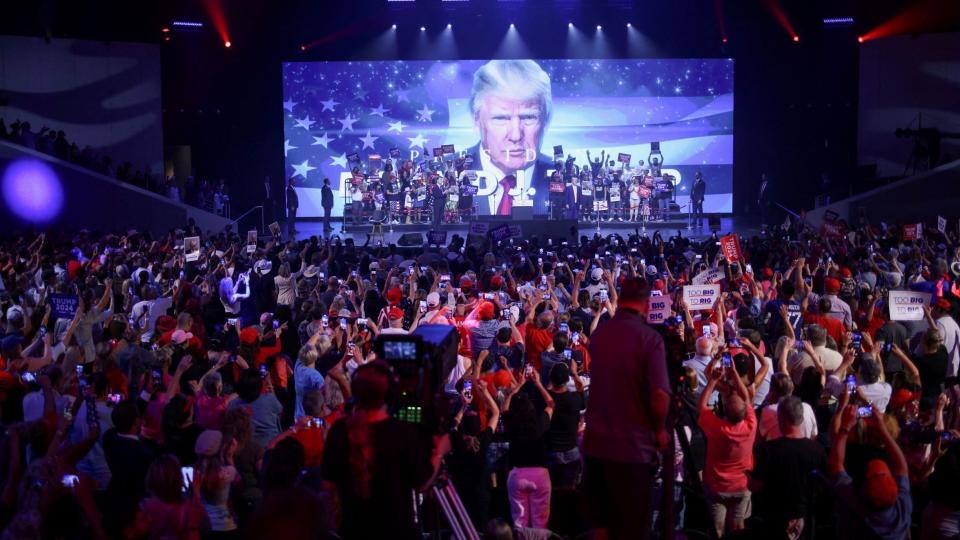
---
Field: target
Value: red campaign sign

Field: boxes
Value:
[902,223,922,241]
[719,234,742,263]
[820,222,842,238]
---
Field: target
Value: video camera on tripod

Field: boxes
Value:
[374,324,460,433]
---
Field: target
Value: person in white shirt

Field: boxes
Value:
[932,299,960,376]
[219,262,250,320]
[759,373,818,441]
[856,355,892,413]
[682,337,718,406]
[22,366,72,422]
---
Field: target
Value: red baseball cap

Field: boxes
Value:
[387,307,405,320]
[478,301,496,321]
[937,298,951,310]
[840,267,852,279]
[490,275,504,288]
[386,287,402,305]
[825,278,841,294]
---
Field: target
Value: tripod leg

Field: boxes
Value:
[444,483,480,540]
[433,485,468,540]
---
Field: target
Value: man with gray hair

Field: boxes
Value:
[683,336,718,406]
[463,59,556,216]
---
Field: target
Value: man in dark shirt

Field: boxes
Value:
[583,277,671,540]
[286,177,299,237]
[753,396,826,538]
[691,171,706,227]
[546,362,585,490]
[103,400,156,537]
[321,178,334,231]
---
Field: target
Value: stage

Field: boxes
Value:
[291,214,749,244]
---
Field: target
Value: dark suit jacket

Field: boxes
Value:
[565,185,583,207]
[286,186,299,209]
[462,143,554,214]
[692,179,706,203]
[321,185,334,209]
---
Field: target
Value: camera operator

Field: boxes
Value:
[321,361,451,540]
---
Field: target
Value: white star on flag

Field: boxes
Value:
[291,159,316,178]
[320,98,339,112]
[407,133,429,149]
[284,139,297,157]
[370,104,390,117]
[283,99,297,112]
[311,133,332,148]
[360,131,379,150]
[330,153,349,169]
[416,105,435,122]
[293,116,315,130]
[338,114,358,132]
[394,89,411,102]
[387,120,406,133]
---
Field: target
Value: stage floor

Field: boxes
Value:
[291,215,756,243]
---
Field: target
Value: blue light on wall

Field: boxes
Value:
[2,159,64,222]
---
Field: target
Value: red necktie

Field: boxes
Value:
[497,175,517,216]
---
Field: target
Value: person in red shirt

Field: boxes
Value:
[267,387,326,468]
[524,312,555,371]
[698,357,757,538]
[803,297,844,344]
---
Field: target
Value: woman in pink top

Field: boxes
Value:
[196,371,233,430]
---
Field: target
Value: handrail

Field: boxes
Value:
[230,205,265,234]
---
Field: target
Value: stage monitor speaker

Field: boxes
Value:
[513,207,533,220]
[708,216,721,232]
[398,232,423,246]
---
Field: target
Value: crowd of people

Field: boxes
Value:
[342,150,691,228]
[0,118,231,216]
[0,213,958,540]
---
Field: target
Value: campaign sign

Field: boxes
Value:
[646,295,673,325]
[246,230,258,254]
[432,147,444,157]
[888,290,931,321]
[903,223,922,241]
[488,224,512,243]
[719,234,742,263]
[617,152,631,164]
[346,152,360,164]
[184,236,201,262]
[428,230,448,245]
[441,144,455,154]
[469,222,490,235]
[549,182,565,193]
[683,284,720,311]
[553,145,564,159]
[939,216,947,234]
[268,222,282,238]
[507,224,523,238]
[50,293,80,319]
[821,221,842,239]
[692,267,724,285]
[389,147,401,158]
[461,185,479,196]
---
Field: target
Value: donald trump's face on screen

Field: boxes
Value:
[474,94,545,173]
[469,59,552,175]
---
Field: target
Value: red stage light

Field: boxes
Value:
[857,36,864,43]
[224,41,231,48]
[300,44,306,51]
[722,37,728,43]
[161,27,170,33]
[792,35,799,42]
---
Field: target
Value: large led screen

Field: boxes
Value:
[282,58,733,217]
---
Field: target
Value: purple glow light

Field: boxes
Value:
[2,159,64,222]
